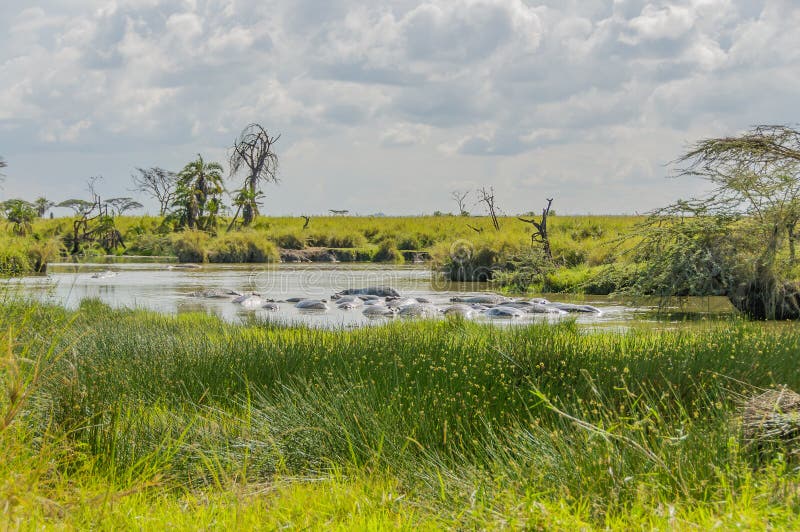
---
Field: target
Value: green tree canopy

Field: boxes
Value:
[630,125,800,319]
[173,154,225,232]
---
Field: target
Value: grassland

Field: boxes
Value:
[2,299,798,528]
[1,214,643,292]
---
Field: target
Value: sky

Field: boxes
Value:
[0,0,798,216]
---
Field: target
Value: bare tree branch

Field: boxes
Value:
[131,167,177,216]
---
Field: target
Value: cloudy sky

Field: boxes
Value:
[1,0,798,215]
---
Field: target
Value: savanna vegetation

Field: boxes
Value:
[4,125,800,320]
[1,300,799,528]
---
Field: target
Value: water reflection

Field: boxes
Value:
[2,262,736,329]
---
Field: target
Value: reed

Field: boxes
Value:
[1,299,798,527]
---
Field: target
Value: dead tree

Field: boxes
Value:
[229,123,280,227]
[301,215,311,230]
[61,177,126,254]
[451,190,470,216]
[477,187,500,230]
[131,167,177,215]
[519,198,554,260]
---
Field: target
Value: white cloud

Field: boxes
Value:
[0,0,797,215]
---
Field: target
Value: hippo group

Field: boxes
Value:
[186,285,605,321]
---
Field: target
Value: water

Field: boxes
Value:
[4,262,735,329]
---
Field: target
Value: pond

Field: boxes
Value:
[3,262,736,329]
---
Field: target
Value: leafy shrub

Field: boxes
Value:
[271,231,306,250]
[170,231,210,263]
[26,238,65,272]
[0,245,31,276]
[127,234,174,256]
[209,232,279,263]
[373,240,404,263]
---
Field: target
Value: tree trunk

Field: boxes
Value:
[729,280,800,320]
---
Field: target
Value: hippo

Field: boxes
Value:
[547,302,603,314]
[234,295,263,308]
[484,306,526,319]
[285,297,306,303]
[503,301,566,314]
[397,303,440,318]
[335,295,362,304]
[358,294,382,302]
[450,294,510,305]
[414,297,432,304]
[262,302,279,311]
[337,299,364,310]
[443,304,475,318]
[386,297,418,309]
[362,305,397,318]
[191,289,242,299]
[295,299,330,311]
[335,287,401,298]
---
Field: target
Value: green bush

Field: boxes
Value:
[209,232,279,263]
[373,240,404,263]
[0,244,32,275]
[127,234,174,256]
[170,231,210,263]
[26,238,65,272]
[271,231,306,250]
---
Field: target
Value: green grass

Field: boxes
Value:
[1,299,799,528]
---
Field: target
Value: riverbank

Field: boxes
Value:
[1,214,641,294]
[2,300,798,528]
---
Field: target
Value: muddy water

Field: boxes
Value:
[4,262,735,329]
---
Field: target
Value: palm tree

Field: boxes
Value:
[2,199,36,236]
[34,197,55,218]
[174,154,225,231]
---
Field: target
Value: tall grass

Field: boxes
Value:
[2,299,798,527]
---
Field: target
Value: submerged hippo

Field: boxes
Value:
[262,302,279,311]
[91,270,117,279]
[190,288,242,299]
[503,301,566,314]
[295,299,330,311]
[397,303,440,318]
[450,294,510,305]
[362,305,397,318]
[285,297,306,303]
[443,304,475,318]
[386,297,418,309]
[484,306,526,319]
[335,287,401,298]
[234,295,263,308]
[337,299,364,310]
[547,302,602,314]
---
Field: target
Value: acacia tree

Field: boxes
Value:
[631,125,800,320]
[104,197,143,216]
[229,123,279,228]
[131,167,177,215]
[173,154,225,231]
